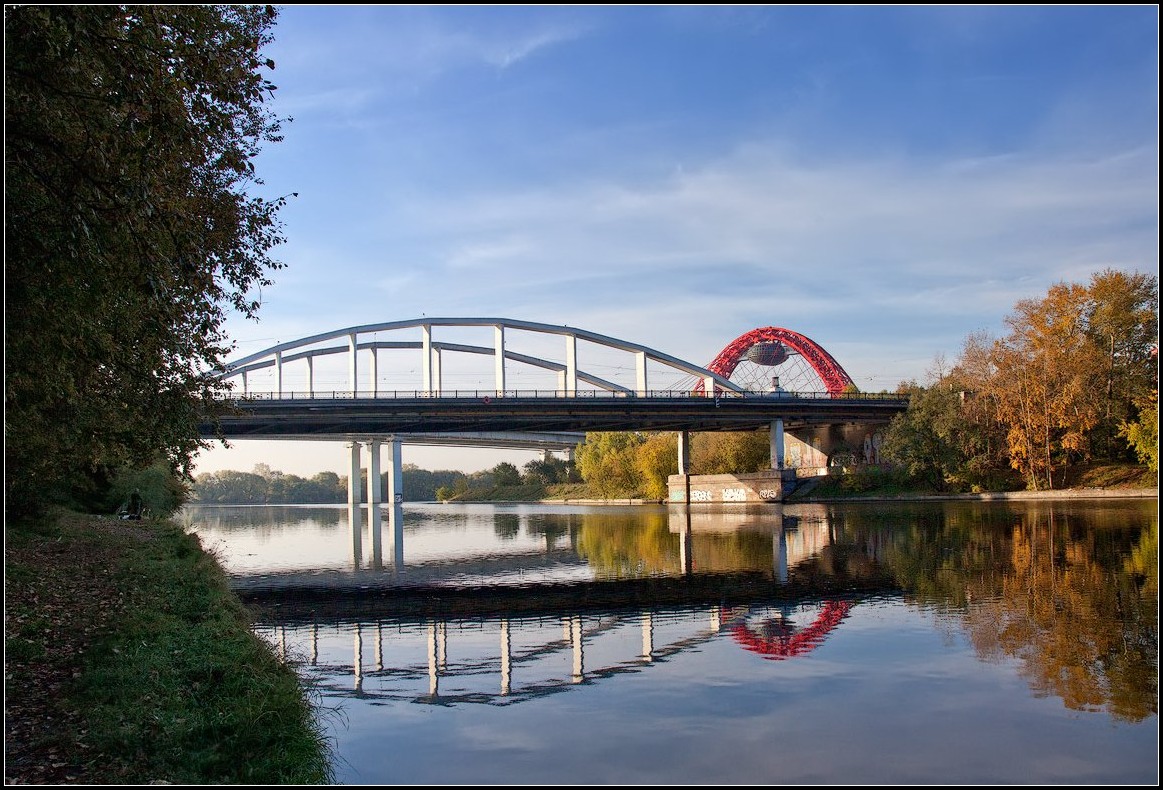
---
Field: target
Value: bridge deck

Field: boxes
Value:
[202,392,909,439]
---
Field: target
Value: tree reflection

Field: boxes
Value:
[574,511,680,577]
[830,501,1158,722]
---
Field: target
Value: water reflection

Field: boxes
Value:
[186,498,1157,783]
[258,600,854,707]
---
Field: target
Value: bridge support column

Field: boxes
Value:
[677,430,690,475]
[770,419,785,470]
[348,441,362,507]
[386,438,402,508]
[676,430,691,504]
[368,439,382,564]
[368,439,382,507]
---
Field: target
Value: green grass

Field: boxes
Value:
[446,482,550,501]
[789,462,1155,500]
[5,512,334,784]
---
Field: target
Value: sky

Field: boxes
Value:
[193,4,1159,479]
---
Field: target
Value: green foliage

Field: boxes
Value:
[636,433,678,499]
[491,461,522,487]
[522,456,580,485]
[401,465,466,500]
[192,467,346,504]
[882,384,965,491]
[106,460,190,517]
[690,431,770,475]
[5,6,288,517]
[575,432,648,497]
[1120,392,1159,473]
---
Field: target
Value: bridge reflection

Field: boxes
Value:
[227,503,852,592]
[258,599,858,706]
[235,504,898,707]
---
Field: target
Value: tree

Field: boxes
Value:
[1120,391,1159,473]
[988,282,1105,489]
[1084,269,1159,457]
[635,433,677,499]
[882,382,964,491]
[522,455,577,485]
[491,462,522,487]
[575,432,646,497]
[5,6,289,516]
[690,431,770,475]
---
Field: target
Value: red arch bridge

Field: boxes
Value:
[202,318,908,503]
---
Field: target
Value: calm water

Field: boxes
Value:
[183,498,1159,785]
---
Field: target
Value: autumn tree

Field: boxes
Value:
[987,282,1107,489]
[635,432,677,499]
[690,431,770,475]
[1084,269,1159,457]
[575,432,646,497]
[982,273,1158,489]
[5,6,289,516]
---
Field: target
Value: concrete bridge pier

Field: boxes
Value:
[368,439,382,566]
[346,438,405,571]
[770,418,785,470]
[348,441,362,507]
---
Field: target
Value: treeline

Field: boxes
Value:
[881,268,1157,491]
[192,457,583,504]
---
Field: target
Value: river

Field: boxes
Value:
[182,498,1158,785]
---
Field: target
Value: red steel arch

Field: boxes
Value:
[697,327,856,395]
[730,600,853,660]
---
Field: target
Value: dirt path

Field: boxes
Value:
[5,515,154,784]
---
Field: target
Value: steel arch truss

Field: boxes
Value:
[220,317,745,398]
[697,327,856,396]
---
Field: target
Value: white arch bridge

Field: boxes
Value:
[204,317,908,504]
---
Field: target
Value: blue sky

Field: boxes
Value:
[195,5,1159,477]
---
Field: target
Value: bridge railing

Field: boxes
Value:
[228,389,908,402]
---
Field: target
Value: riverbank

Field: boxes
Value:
[4,510,333,784]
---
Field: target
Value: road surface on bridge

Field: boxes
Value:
[203,390,909,439]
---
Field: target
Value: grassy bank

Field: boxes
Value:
[441,481,605,502]
[788,462,1157,501]
[5,510,333,784]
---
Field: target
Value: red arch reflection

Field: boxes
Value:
[730,600,853,660]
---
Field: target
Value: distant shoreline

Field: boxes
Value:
[186,487,1158,508]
